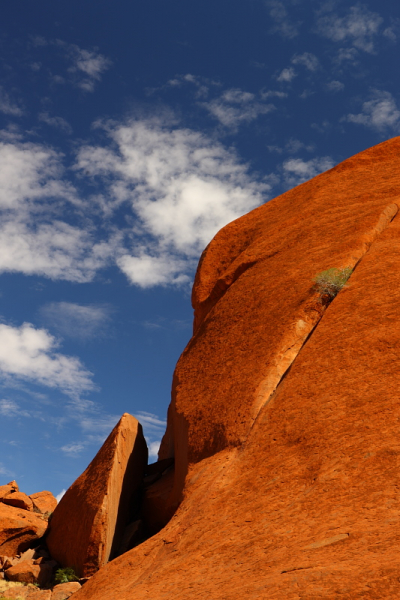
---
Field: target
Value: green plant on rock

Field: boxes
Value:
[313,266,352,300]
[54,567,79,584]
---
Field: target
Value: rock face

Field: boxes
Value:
[46,413,148,578]
[2,492,34,512]
[29,492,57,516]
[66,137,400,598]
[0,504,47,556]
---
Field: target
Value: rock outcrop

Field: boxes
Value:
[66,137,400,599]
[46,413,148,578]
[0,504,47,556]
[29,492,58,516]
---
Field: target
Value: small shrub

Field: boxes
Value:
[54,567,79,584]
[313,267,352,299]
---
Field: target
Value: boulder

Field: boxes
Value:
[68,137,400,598]
[0,503,47,556]
[29,492,57,516]
[51,582,81,600]
[2,493,34,512]
[0,481,18,501]
[5,559,52,587]
[1,586,51,599]
[46,413,148,577]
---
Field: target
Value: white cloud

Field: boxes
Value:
[0,87,24,116]
[282,156,335,188]
[316,4,384,53]
[0,140,75,210]
[266,1,300,38]
[39,302,112,340]
[148,441,161,459]
[75,117,268,287]
[344,90,400,132]
[0,322,94,397]
[0,138,119,281]
[276,67,296,82]
[291,52,320,71]
[0,218,115,282]
[55,489,66,502]
[201,88,275,128]
[38,112,72,134]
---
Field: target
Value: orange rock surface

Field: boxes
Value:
[2,492,34,512]
[29,492,57,515]
[0,504,47,556]
[46,413,148,577]
[73,137,400,598]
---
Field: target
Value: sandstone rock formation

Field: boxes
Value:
[2,492,34,512]
[29,492,58,516]
[46,413,148,578]
[66,137,400,599]
[0,504,47,556]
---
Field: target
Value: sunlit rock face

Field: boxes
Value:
[74,137,400,598]
[46,413,148,577]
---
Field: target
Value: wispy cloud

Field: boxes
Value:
[39,302,112,341]
[201,88,275,128]
[75,115,269,288]
[38,112,72,134]
[282,156,335,188]
[135,411,167,460]
[315,4,384,53]
[343,90,400,132]
[0,322,94,397]
[326,80,344,92]
[30,37,112,93]
[60,442,86,457]
[0,398,30,417]
[291,52,320,71]
[266,0,301,38]
[59,41,112,92]
[0,87,24,116]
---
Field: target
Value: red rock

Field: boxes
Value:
[5,559,52,587]
[51,582,81,600]
[0,504,47,556]
[46,413,147,577]
[0,482,18,501]
[2,587,51,599]
[60,137,400,598]
[29,492,57,516]
[2,493,34,512]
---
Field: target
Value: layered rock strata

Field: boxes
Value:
[46,413,148,578]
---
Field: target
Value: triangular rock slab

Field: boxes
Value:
[46,413,147,577]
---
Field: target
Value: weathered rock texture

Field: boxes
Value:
[72,137,400,598]
[46,413,148,577]
[0,504,47,556]
[29,492,57,516]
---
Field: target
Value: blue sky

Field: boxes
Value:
[1,0,399,498]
